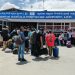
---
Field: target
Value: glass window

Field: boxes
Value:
[46,23,53,25]
[0,21,2,24]
[4,21,6,25]
[54,23,61,25]
[38,22,45,25]
[0,25,2,31]
[65,23,69,25]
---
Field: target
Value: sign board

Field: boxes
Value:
[0,11,75,19]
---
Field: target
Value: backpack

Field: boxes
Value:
[12,35,23,45]
[16,37,23,45]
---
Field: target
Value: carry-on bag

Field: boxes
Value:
[40,48,48,55]
[66,41,72,48]
[53,46,59,57]
[13,48,18,54]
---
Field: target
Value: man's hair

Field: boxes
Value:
[20,26,24,31]
[3,26,6,28]
[49,30,52,33]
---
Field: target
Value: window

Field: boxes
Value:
[0,25,2,31]
[46,23,53,25]
[54,23,61,25]
[0,21,2,24]
[4,21,6,25]
[38,22,45,25]
[65,23,69,25]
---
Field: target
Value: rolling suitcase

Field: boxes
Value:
[40,48,48,55]
[0,41,3,47]
[66,41,72,48]
[53,46,59,57]
[13,48,18,54]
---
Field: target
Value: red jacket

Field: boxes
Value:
[45,33,56,47]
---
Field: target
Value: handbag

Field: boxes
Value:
[13,35,23,45]
[16,37,23,45]
[40,45,48,55]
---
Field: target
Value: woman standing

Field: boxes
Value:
[45,31,56,57]
[1,26,9,51]
[58,32,64,46]
[30,30,43,57]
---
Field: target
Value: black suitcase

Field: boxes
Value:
[13,48,18,54]
[40,48,48,55]
[32,48,48,57]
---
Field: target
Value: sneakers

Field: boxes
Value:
[18,58,21,61]
[18,58,27,61]
[22,59,27,61]
[48,56,52,59]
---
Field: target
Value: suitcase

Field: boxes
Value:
[66,41,72,48]
[40,48,48,55]
[5,48,12,53]
[53,47,59,57]
[0,41,3,47]
[8,43,13,50]
[32,48,48,57]
[13,48,18,54]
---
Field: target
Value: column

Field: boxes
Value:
[61,23,62,31]
[37,22,38,30]
[2,21,4,28]
[69,22,71,28]
[45,22,46,30]
[64,23,65,31]
[6,21,7,26]
[53,22,54,32]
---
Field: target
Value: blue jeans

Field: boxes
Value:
[18,43,25,59]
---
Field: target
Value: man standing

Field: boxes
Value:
[67,29,72,41]
[18,26,26,61]
[72,29,75,46]
[1,26,9,51]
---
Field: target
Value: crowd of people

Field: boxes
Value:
[58,29,75,46]
[1,25,75,62]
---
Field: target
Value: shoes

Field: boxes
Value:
[18,58,27,61]
[22,59,27,61]
[2,48,5,51]
[48,56,52,59]
[18,58,21,61]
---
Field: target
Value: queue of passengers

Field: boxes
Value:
[1,26,75,61]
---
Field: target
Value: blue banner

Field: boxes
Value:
[0,11,75,19]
